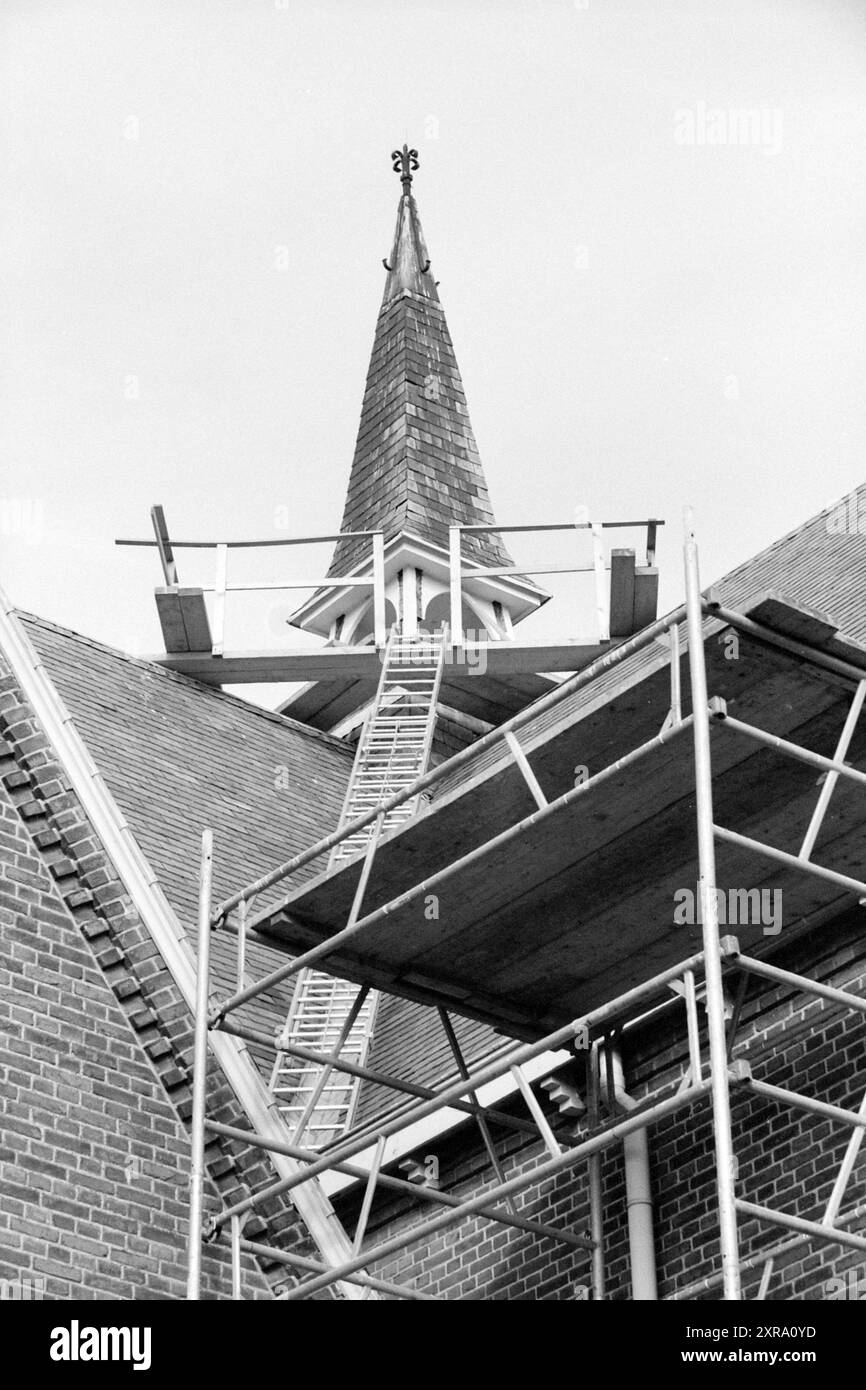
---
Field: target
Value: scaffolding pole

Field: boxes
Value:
[683,509,741,1300]
[207,952,715,1233]
[277,1083,712,1301]
[212,718,694,1023]
[195,945,866,1299]
[211,601,691,926]
[205,1118,590,1251]
[187,828,213,1301]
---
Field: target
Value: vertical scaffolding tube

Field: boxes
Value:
[683,512,741,1300]
[231,1216,242,1300]
[587,1045,605,1300]
[187,828,214,1301]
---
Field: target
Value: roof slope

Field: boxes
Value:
[714,488,866,639]
[327,188,512,577]
[20,614,354,1052]
[17,611,506,1137]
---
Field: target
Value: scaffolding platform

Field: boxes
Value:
[248,594,866,1038]
[187,537,866,1302]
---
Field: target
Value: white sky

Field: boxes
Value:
[2,0,865,706]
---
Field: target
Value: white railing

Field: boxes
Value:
[116,504,387,653]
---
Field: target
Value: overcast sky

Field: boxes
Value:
[2,0,865,705]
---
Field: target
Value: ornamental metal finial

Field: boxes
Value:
[391,143,419,194]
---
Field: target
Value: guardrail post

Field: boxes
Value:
[372,532,386,648]
[213,545,228,657]
[591,521,609,643]
[449,526,462,654]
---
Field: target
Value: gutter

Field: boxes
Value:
[0,589,371,1300]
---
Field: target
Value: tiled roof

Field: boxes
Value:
[20,614,354,1064]
[16,611,508,1139]
[714,487,866,639]
[327,191,512,578]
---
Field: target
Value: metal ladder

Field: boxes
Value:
[330,626,447,864]
[269,974,378,1146]
[270,626,448,1146]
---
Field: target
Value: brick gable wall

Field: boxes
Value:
[0,777,268,1298]
[0,654,343,1299]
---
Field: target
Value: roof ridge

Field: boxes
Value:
[13,609,354,755]
[713,483,865,591]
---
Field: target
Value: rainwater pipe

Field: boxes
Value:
[602,1045,658,1301]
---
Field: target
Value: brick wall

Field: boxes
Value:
[0,655,340,1300]
[0,779,267,1298]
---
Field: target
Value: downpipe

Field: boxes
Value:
[602,1047,658,1301]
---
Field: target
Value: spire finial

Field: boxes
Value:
[391,143,419,195]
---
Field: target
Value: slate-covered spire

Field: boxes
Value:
[327,146,512,578]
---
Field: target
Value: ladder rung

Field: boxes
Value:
[361,749,426,755]
[369,716,430,723]
[361,751,427,759]
[364,741,427,748]
[366,728,429,735]
[352,769,423,777]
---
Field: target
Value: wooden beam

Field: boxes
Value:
[153,639,608,685]
[436,703,496,736]
[632,567,659,631]
[742,591,838,647]
[609,549,636,637]
[280,678,378,730]
[155,587,213,654]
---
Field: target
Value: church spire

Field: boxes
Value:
[325,146,512,579]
